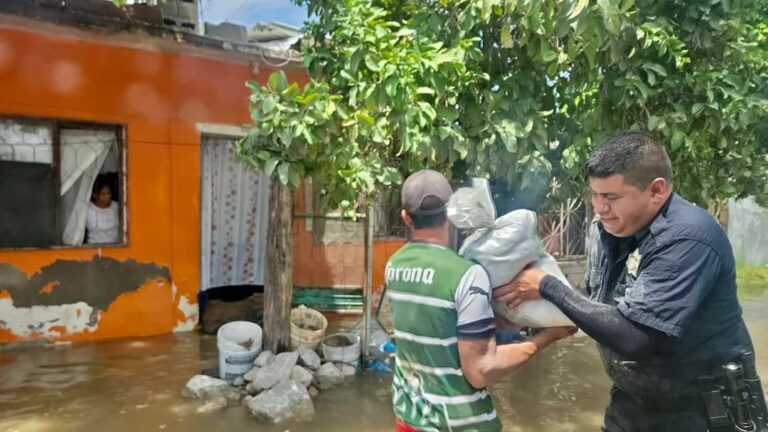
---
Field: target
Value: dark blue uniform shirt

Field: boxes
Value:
[586,193,753,395]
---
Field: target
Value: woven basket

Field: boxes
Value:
[290,305,328,350]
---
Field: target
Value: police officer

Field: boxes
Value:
[495,131,764,431]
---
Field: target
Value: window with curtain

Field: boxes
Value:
[0,117,125,248]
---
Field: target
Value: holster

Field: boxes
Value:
[700,351,768,432]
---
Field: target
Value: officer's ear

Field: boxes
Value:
[647,177,670,204]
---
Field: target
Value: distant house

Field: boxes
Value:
[728,198,768,266]
[249,21,303,50]
[0,0,403,346]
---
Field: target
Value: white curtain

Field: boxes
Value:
[0,119,53,163]
[60,129,115,246]
[201,136,270,290]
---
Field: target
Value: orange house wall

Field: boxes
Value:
[290,186,406,292]
[0,25,404,345]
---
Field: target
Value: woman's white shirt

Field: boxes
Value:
[86,201,119,244]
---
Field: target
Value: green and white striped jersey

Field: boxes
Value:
[387,241,501,431]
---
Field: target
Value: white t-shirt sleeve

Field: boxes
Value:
[455,264,497,339]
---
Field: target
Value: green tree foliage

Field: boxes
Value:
[592,0,768,206]
[240,0,768,210]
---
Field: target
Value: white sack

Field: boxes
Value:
[448,179,574,328]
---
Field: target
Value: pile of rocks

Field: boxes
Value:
[182,345,357,424]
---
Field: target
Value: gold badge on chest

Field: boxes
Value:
[626,249,642,278]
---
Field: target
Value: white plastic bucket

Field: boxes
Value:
[217,321,263,381]
[321,332,361,365]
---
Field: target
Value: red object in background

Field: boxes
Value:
[395,418,419,432]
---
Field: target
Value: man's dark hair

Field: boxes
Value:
[408,211,447,230]
[587,131,673,188]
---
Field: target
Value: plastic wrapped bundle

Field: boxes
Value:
[447,178,574,328]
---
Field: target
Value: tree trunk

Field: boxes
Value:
[264,180,293,353]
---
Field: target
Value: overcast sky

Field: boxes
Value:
[200,0,307,29]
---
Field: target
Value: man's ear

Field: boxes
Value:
[647,177,670,204]
[401,209,413,229]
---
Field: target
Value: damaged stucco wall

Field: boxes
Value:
[172,289,199,333]
[0,257,170,310]
[0,257,198,342]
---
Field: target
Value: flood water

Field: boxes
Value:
[1,295,766,432]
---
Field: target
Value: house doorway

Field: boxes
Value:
[199,135,269,332]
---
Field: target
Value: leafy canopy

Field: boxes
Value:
[239,0,768,210]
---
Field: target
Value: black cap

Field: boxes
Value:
[401,170,453,216]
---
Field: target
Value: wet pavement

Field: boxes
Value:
[1,295,766,432]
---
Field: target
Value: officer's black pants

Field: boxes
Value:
[601,386,710,432]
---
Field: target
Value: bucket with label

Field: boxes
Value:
[216,321,262,381]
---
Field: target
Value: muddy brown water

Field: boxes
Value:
[1,296,766,432]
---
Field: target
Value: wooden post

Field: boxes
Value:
[264,180,293,353]
[362,203,374,360]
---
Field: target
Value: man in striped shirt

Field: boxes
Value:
[387,170,576,431]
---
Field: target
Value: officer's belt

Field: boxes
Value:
[626,391,703,412]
